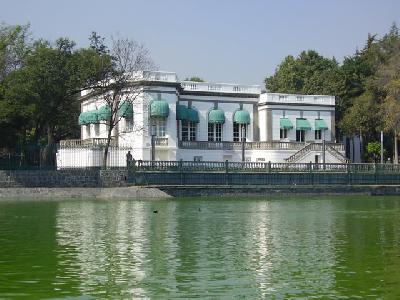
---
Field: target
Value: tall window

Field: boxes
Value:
[233,123,247,142]
[208,123,222,141]
[296,130,305,142]
[125,118,134,132]
[315,129,322,140]
[94,124,100,137]
[151,117,166,137]
[181,120,196,141]
[86,125,91,138]
[280,129,288,139]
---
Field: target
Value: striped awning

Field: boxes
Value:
[315,119,328,130]
[296,118,311,130]
[280,118,293,129]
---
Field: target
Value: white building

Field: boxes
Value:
[57,71,347,168]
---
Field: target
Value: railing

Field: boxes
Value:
[155,137,168,146]
[327,145,349,163]
[179,140,344,151]
[181,81,261,94]
[60,138,118,148]
[261,93,335,106]
[133,160,400,174]
[285,142,347,163]
[142,71,178,83]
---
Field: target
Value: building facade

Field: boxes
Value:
[57,71,347,168]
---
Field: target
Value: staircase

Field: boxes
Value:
[285,142,348,163]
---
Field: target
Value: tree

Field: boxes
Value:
[88,34,154,168]
[184,76,204,82]
[264,50,340,95]
[0,23,31,81]
[366,141,381,162]
[0,23,32,147]
[1,35,107,167]
[375,30,400,163]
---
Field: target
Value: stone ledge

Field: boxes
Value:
[0,187,170,200]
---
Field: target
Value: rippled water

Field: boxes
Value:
[1,196,400,299]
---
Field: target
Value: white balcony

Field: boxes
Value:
[181,81,261,95]
[260,93,335,106]
[141,71,178,83]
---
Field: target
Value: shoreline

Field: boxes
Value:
[0,187,171,200]
[1,185,400,199]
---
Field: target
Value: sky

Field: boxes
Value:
[2,0,400,85]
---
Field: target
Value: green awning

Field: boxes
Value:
[118,101,133,118]
[315,119,328,130]
[280,118,293,129]
[78,112,88,125]
[97,105,111,121]
[176,104,188,120]
[79,111,98,125]
[233,110,250,124]
[296,118,311,130]
[187,108,199,123]
[208,109,225,124]
[150,100,169,118]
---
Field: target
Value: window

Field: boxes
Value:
[279,95,287,101]
[181,120,196,141]
[280,129,288,139]
[125,116,134,132]
[94,124,100,136]
[86,125,91,138]
[315,129,322,140]
[233,123,247,142]
[189,122,196,141]
[150,117,166,137]
[208,123,222,141]
[296,130,305,142]
[194,156,203,161]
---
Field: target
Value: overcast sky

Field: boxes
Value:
[2,0,400,85]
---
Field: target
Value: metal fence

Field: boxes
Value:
[129,160,400,186]
[0,144,58,170]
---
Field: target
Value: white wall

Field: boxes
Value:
[260,106,334,142]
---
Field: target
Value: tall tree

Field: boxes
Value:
[88,34,154,168]
[265,50,340,95]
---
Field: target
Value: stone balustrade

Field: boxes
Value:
[178,140,344,151]
[181,81,261,94]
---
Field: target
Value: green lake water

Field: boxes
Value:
[1,196,400,299]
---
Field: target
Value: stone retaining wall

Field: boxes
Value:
[0,169,101,188]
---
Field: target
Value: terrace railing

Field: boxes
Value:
[133,160,400,174]
[60,138,118,148]
[178,141,344,151]
[285,142,347,163]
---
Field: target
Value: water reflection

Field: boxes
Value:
[54,199,343,298]
[1,197,400,298]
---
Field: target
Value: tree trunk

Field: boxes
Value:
[102,121,114,169]
[359,129,364,163]
[42,124,55,166]
[395,129,398,164]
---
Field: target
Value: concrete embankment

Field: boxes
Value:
[1,184,400,200]
[157,185,400,197]
[0,187,171,200]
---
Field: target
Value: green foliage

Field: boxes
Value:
[366,142,381,162]
[0,26,107,148]
[265,50,340,95]
[184,76,205,82]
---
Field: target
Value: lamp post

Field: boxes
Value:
[380,131,384,164]
[241,125,245,162]
[151,134,156,161]
[322,138,326,169]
